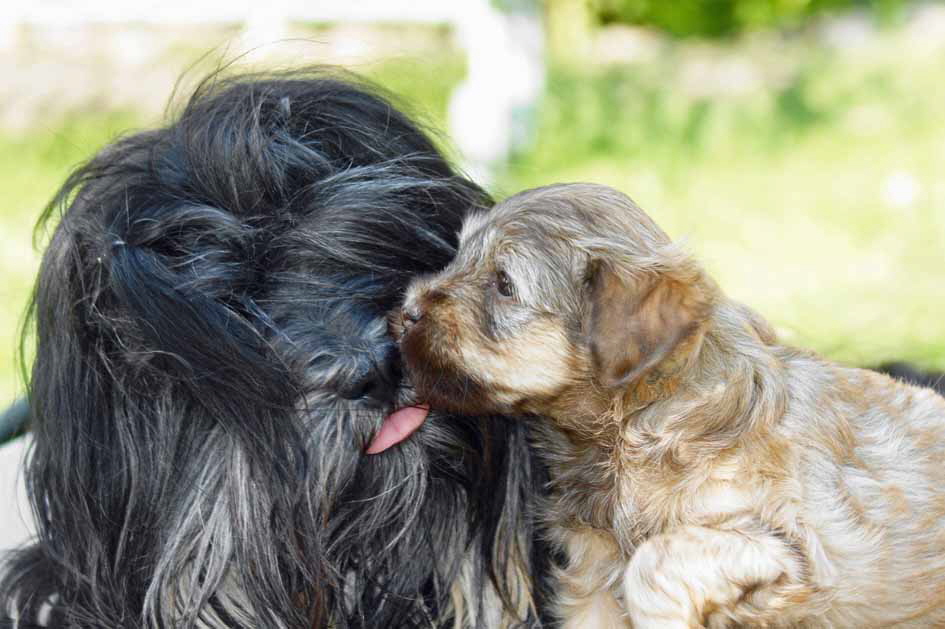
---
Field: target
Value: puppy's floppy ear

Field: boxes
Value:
[586,260,712,389]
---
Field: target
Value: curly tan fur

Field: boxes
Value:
[396,183,945,628]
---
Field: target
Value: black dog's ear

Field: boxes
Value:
[586,261,712,389]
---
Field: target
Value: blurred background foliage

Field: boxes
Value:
[592,0,907,37]
[1,0,943,399]
[502,2,944,375]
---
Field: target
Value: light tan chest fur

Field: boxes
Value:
[778,361,945,627]
[546,356,945,628]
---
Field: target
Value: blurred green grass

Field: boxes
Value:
[498,29,945,371]
[2,31,943,401]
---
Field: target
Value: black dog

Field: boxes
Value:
[0,70,550,628]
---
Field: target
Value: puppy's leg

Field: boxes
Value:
[557,586,626,629]
[556,574,627,629]
[623,525,808,629]
[555,529,629,629]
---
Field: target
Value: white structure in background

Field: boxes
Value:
[1,0,544,180]
[449,2,545,183]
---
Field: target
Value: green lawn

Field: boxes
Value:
[2,29,943,401]
[498,27,945,371]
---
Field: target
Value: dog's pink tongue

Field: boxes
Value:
[366,404,430,454]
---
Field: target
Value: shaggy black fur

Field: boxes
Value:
[0,70,550,628]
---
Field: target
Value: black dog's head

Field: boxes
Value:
[1,70,548,628]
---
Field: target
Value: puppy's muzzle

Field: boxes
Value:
[401,301,424,333]
[397,290,442,339]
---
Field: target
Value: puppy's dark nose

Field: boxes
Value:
[402,301,424,331]
[338,343,401,405]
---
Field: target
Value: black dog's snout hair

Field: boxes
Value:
[337,341,402,405]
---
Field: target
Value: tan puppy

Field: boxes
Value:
[394,183,945,628]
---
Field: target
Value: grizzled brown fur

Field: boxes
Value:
[396,183,945,628]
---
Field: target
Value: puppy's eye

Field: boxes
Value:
[495,270,514,298]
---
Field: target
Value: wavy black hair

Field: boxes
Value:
[0,69,551,628]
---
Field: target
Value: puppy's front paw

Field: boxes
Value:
[623,536,714,628]
[622,526,799,629]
